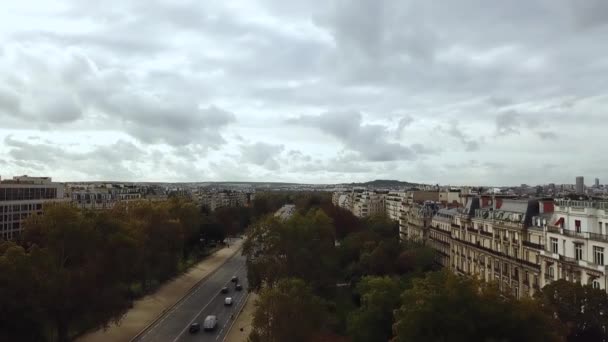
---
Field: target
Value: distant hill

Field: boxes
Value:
[344,179,420,188]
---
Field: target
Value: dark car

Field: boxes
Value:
[221,287,229,294]
[231,276,238,283]
[189,323,200,334]
[235,283,243,291]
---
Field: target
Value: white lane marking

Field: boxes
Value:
[138,256,244,341]
[171,263,246,342]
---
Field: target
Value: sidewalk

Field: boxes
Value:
[78,240,244,342]
[224,292,258,342]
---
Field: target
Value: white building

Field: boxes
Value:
[540,199,608,291]
[385,191,407,222]
[0,176,66,240]
[200,190,254,211]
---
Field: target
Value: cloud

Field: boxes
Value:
[444,120,481,152]
[4,136,146,180]
[397,115,414,136]
[538,131,558,140]
[0,0,607,184]
[287,111,416,161]
[240,142,285,170]
[496,110,522,136]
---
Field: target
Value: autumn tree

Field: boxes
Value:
[249,278,326,342]
[243,210,337,293]
[22,204,133,342]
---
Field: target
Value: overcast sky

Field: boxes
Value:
[0,0,607,185]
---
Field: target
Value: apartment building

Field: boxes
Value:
[404,201,439,243]
[352,190,387,218]
[385,191,407,222]
[540,199,608,290]
[448,197,552,298]
[200,190,254,211]
[332,191,351,209]
[0,176,66,240]
[429,208,456,266]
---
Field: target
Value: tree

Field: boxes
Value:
[347,276,402,342]
[537,279,608,341]
[22,204,133,342]
[0,242,47,341]
[249,278,326,342]
[243,210,338,293]
[392,271,564,342]
[322,204,361,240]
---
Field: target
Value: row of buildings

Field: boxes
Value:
[0,175,255,241]
[333,188,608,297]
[199,190,255,212]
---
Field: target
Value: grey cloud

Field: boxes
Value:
[444,121,481,152]
[240,142,285,170]
[288,111,416,162]
[496,111,521,136]
[0,87,21,114]
[397,116,414,131]
[4,136,146,180]
[538,131,558,140]
[411,143,440,155]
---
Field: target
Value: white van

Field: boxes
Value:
[203,315,218,331]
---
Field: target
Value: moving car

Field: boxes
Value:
[189,323,200,334]
[235,283,243,291]
[231,276,238,283]
[221,286,229,294]
[224,297,233,306]
[203,315,218,331]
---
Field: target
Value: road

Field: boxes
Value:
[135,252,249,342]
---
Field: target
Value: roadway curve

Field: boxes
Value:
[135,252,249,342]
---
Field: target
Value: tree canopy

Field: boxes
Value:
[249,278,326,342]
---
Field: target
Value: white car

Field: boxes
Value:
[224,297,233,306]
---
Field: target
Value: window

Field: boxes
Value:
[594,246,605,266]
[551,238,558,253]
[593,280,601,289]
[575,243,583,260]
[575,220,582,233]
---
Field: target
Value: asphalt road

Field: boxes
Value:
[136,252,249,342]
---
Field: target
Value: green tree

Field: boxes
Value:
[347,276,401,342]
[23,204,133,342]
[392,271,564,342]
[0,242,47,341]
[537,279,608,342]
[243,210,337,293]
[249,278,326,342]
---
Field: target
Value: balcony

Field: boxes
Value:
[559,255,579,265]
[480,230,492,237]
[522,240,544,249]
[563,229,586,239]
[547,225,561,234]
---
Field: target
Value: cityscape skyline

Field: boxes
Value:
[1,0,607,185]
